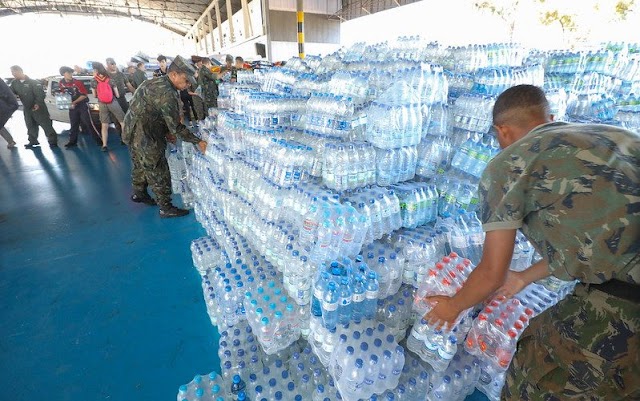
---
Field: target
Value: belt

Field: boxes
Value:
[587,280,640,304]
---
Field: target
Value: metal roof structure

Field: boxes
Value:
[329,0,422,21]
[0,0,242,36]
[0,0,421,36]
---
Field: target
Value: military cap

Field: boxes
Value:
[171,55,197,86]
[191,55,203,63]
[59,66,74,75]
[106,57,117,65]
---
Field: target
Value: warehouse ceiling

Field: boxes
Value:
[330,0,422,21]
[0,0,420,36]
[0,0,242,36]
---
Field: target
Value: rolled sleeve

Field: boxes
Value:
[478,152,528,233]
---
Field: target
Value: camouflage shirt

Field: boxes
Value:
[197,66,218,97]
[123,76,200,144]
[108,70,128,98]
[479,121,640,285]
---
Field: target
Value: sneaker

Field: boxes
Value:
[24,142,40,149]
[131,193,157,206]
[50,143,59,149]
[101,146,108,152]
[159,206,190,218]
[7,141,16,149]
[64,142,78,148]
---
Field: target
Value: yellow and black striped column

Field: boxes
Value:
[296,0,305,59]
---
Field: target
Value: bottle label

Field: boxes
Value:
[451,235,467,249]
[437,347,456,360]
[352,293,365,302]
[365,290,378,299]
[322,301,338,312]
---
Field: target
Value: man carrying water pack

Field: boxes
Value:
[424,84,639,400]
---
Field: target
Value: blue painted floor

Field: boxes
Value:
[0,113,220,401]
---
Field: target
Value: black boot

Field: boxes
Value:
[159,205,189,218]
[131,193,157,206]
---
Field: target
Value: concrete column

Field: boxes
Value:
[226,0,235,44]
[240,0,253,39]
[208,11,216,53]
[214,1,224,49]
[262,0,272,60]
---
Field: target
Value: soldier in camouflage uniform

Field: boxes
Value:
[122,55,207,218]
[423,85,639,400]
[198,58,219,111]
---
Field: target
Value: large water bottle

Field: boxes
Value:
[321,281,340,330]
[361,271,379,320]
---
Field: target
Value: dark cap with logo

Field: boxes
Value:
[171,55,197,86]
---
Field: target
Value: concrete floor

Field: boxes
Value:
[0,112,220,401]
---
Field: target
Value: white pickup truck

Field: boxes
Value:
[43,75,132,125]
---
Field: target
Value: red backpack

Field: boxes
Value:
[96,76,113,103]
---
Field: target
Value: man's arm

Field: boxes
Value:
[424,229,516,328]
[126,80,136,94]
[497,259,550,298]
[160,93,207,151]
[71,81,88,106]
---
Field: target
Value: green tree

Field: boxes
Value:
[473,0,523,42]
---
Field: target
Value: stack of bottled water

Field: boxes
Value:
[375,146,418,186]
[450,94,495,134]
[341,187,403,242]
[174,38,640,401]
[416,135,452,179]
[616,94,640,133]
[218,320,264,381]
[407,253,476,371]
[391,182,439,228]
[464,278,578,400]
[424,349,482,401]
[323,141,376,190]
[366,82,423,149]
[177,371,226,401]
[327,322,406,401]
[375,285,416,340]
[297,197,370,263]
[244,281,302,354]
[55,92,72,109]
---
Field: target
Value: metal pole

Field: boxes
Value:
[296,0,304,59]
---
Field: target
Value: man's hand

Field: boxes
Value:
[166,133,177,144]
[495,270,528,298]
[70,103,76,110]
[197,140,207,153]
[423,295,463,331]
[32,104,39,111]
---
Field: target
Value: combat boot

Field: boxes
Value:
[159,205,189,218]
[131,193,157,205]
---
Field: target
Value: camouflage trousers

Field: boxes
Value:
[502,284,640,401]
[129,136,172,209]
